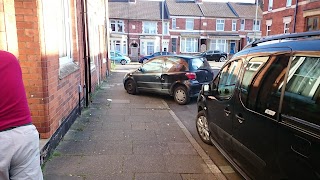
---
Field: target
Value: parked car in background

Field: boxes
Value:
[124,55,213,105]
[197,50,227,62]
[196,31,320,180]
[110,51,131,65]
[139,51,173,63]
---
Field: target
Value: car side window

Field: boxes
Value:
[164,58,189,72]
[281,56,320,126]
[142,58,163,73]
[214,60,242,100]
[240,55,290,118]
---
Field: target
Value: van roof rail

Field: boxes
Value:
[245,31,320,48]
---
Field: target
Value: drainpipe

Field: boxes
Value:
[81,0,89,107]
[86,0,92,95]
[293,0,298,33]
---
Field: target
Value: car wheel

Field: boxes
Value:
[219,56,226,62]
[124,79,136,94]
[196,110,212,145]
[173,86,190,105]
[120,59,126,65]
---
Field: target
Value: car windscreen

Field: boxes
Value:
[190,57,211,71]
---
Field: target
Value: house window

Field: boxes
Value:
[210,39,227,52]
[284,22,290,33]
[172,18,176,29]
[59,0,72,66]
[186,19,194,30]
[267,25,271,36]
[180,37,198,53]
[216,19,225,31]
[110,20,124,33]
[268,0,273,11]
[240,19,245,30]
[253,20,260,31]
[232,20,237,31]
[306,16,320,31]
[163,22,169,35]
[143,21,157,34]
[286,0,292,7]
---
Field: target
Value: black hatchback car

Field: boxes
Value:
[123,55,213,105]
[196,32,320,179]
[197,50,227,62]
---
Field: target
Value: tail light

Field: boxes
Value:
[185,72,196,80]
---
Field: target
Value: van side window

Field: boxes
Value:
[240,55,290,118]
[215,60,242,100]
[281,56,320,126]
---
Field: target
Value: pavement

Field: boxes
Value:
[42,63,227,180]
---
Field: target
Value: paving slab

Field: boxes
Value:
[42,71,226,180]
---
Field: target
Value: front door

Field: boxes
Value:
[206,59,242,153]
[135,58,164,93]
[232,53,291,179]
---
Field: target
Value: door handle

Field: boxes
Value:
[224,107,231,117]
[236,114,244,124]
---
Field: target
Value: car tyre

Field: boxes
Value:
[173,86,190,105]
[120,59,126,65]
[125,79,137,94]
[219,56,226,62]
[196,110,212,145]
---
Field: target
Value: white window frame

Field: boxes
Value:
[232,20,237,31]
[286,0,292,7]
[210,39,227,52]
[186,19,194,30]
[143,21,157,34]
[59,0,73,66]
[163,22,169,35]
[216,19,225,31]
[240,19,245,30]
[268,0,273,11]
[253,19,261,31]
[172,18,176,29]
[267,25,271,36]
[180,37,198,53]
[110,20,124,33]
[284,22,290,34]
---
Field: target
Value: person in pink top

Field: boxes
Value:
[0,50,43,179]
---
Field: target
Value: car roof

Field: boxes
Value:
[233,38,320,59]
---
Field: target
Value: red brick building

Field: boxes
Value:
[0,0,110,153]
[261,0,320,36]
[109,0,263,61]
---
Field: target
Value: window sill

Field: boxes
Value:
[59,62,80,79]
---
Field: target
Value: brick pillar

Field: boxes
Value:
[14,0,48,138]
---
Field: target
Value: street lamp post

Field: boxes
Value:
[161,0,164,54]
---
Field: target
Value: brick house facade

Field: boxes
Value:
[261,0,320,36]
[109,0,262,60]
[1,0,110,160]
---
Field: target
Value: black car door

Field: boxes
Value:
[232,52,291,179]
[206,59,242,154]
[134,58,164,93]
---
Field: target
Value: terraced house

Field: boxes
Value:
[108,0,262,61]
[262,0,320,36]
